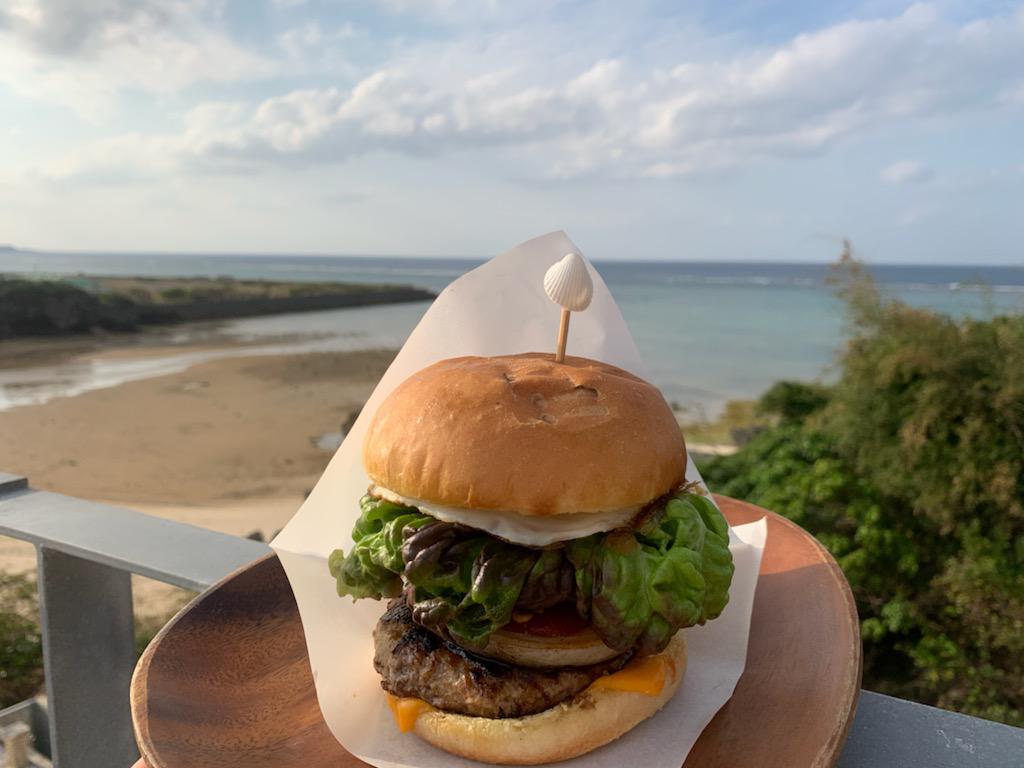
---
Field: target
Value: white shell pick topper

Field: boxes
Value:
[543,252,594,311]
[543,252,594,362]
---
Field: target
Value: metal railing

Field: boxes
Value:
[0,472,1021,768]
[0,473,269,767]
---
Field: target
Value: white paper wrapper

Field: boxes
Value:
[271,231,766,768]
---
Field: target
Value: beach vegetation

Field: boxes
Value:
[679,399,759,445]
[95,276,414,304]
[0,571,195,708]
[0,278,140,339]
[702,253,1024,726]
[0,572,44,708]
[133,590,196,656]
[0,275,435,340]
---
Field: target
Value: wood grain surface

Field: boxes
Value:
[131,496,861,768]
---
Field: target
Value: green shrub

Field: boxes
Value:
[756,380,830,424]
[0,573,43,708]
[0,571,195,708]
[703,255,1024,726]
[0,278,139,338]
[134,590,195,656]
[159,287,188,302]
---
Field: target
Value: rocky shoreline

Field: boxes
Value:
[0,274,435,340]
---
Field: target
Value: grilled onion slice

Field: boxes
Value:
[479,626,621,668]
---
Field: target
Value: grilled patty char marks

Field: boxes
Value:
[373,601,629,719]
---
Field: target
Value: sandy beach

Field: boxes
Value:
[0,341,394,615]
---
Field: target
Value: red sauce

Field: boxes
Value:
[503,605,590,637]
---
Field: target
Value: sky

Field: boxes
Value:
[1,0,1022,263]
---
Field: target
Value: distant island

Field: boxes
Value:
[0,274,436,340]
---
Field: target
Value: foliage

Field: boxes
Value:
[703,254,1024,726]
[0,278,139,339]
[0,275,433,339]
[0,573,44,708]
[0,571,193,708]
[682,398,760,446]
[95,275,417,304]
[134,591,195,657]
[756,380,830,424]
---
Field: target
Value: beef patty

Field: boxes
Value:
[373,601,629,719]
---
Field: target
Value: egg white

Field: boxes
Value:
[369,485,639,546]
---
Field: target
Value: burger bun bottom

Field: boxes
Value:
[410,632,687,765]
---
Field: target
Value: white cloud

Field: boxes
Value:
[0,0,273,120]
[278,20,358,63]
[896,205,934,226]
[377,0,502,16]
[41,4,1024,179]
[1,0,163,56]
[881,160,933,184]
[1000,81,1024,105]
[279,22,324,59]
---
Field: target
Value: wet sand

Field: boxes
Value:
[0,324,238,369]
[0,345,394,615]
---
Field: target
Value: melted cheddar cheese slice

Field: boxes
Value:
[385,693,434,732]
[589,653,673,696]
[384,652,674,734]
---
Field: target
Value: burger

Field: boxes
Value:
[328,353,734,764]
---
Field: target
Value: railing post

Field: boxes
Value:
[36,546,139,768]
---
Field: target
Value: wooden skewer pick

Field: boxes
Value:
[543,253,594,364]
[555,308,571,363]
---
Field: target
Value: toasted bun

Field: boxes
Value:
[363,353,685,516]
[411,633,686,765]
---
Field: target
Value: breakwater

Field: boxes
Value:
[137,287,435,323]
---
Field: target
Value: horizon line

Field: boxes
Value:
[2,245,1022,270]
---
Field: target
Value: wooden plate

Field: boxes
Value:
[131,497,861,768]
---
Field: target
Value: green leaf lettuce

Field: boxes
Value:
[329,490,734,654]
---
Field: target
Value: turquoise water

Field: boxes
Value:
[2,251,1022,416]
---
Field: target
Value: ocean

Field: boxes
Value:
[2,250,1023,418]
